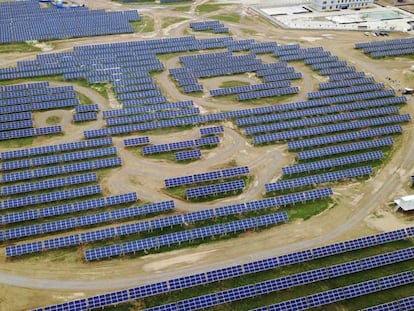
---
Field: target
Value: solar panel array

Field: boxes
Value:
[145,251,414,311]
[186,180,245,199]
[265,166,372,193]
[165,166,249,188]
[75,104,99,113]
[5,188,333,254]
[4,200,175,256]
[282,151,384,175]
[142,136,219,155]
[175,149,202,161]
[0,137,112,160]
[0,185,102,210]
[0,172,97,196]
[199,125,224,137]
[189,20,229,33]
[0,192,137,225]
[124,136,150,147]
[0,1,140,43]
[84,211,288,261]
[355,37,414,58]
[73,112,98,122]
[37,219,411,311]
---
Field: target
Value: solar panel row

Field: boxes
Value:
[165,166,249,188]
[265,166,372,192]
[84,211,288,261]
[35,226,414,311]
[142,136,219,155]
[0,137,112,160]
[4,200,175,254]
[186,180,245,199]
[145,251,414,311]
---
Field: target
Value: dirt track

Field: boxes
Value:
[1,1,414,310]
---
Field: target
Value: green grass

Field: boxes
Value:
[196,2,227,13]
[131,16,155,33]
[76,92,93,105]
[219,80,250,88]
[285,198,334,221]
[161,17,188,29]
[45,115,62,126]
[210,13,240,23]
[0,42,41,53]
[0,137,34,148]
[172,5,191,11]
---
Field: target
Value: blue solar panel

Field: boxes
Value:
[44,235,80,250]
[175,149,201,161]
[129,282,169,299]
[169,273,207,290]
[243,257,279,274]
[87,290,129,308]
[186,180,245,199]
[206,266,243,282]
[5,241,43,257]
[44,299,87,311]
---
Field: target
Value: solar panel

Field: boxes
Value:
[186,180,245,199]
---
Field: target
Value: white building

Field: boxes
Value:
[394,195,414,212]
[311,0,374,11]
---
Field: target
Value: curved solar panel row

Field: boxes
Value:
[297,137,394,160]
[282,151,384,175]
[2,199,175,242]
[311,60,347,71]
[124,136,150,147]
[165,166,249,188]
[1,146,118,171]
[175,149,201,161]
[210,80,291,97]
[253,116,407,145]
[103,101,194,119]
[0,185,102,210]
[73,112,97,122]
[329,71,366,81]
[186,180,245,199]
[84,211,288,261]
[237,86,299,101]
[199,125,224,137]
[251,271,414,311]
[319,77,375,90]
[304,56,339,65]
[0,157,121,184]
[287,124,404,150]
[265,166,372,193]
[75,104,99,113]
[244,106,399,135]
[105,108,200,126]
[0,172,97,196]
[0,137,112,160]
[236,93,403,126]
[142,136,219,155]
[36,226,412,311]
[308,83,384,99]
[145,249,414,311]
